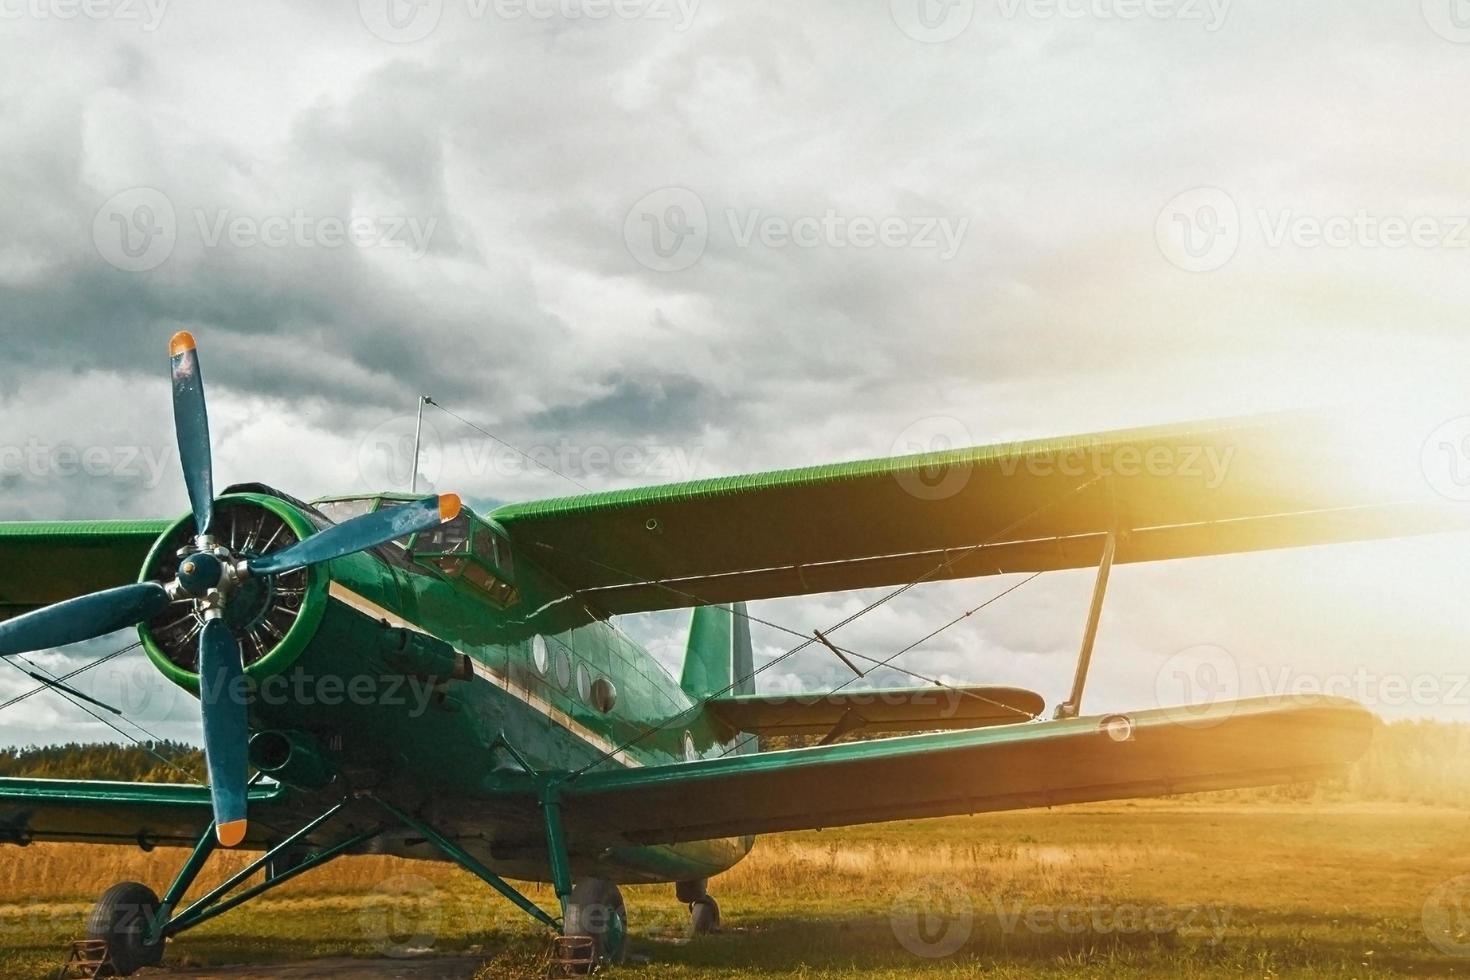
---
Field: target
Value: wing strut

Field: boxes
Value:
[1054,527,1119,719]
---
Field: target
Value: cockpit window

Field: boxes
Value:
[414,515,471,555]
[315,498,375,524]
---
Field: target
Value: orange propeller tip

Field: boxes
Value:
[169,331,197,357]
[216,819,247,848]
[439,493,462,521]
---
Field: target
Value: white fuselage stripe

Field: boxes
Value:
[327,582,643,768]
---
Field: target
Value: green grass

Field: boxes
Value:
[4,799,1469,977]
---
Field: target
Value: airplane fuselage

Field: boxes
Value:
[139,490,754,884]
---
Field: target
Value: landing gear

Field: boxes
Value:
[690,896,721,935]
[564,878,629,966]
[676,878,721,936]
[85,881,164,976]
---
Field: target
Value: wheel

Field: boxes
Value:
[564,878,629,968]
[689,895,720,936]
[85,881,164,975]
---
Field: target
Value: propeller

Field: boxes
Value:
[0,331,463,845]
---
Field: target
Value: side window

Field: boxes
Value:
[415,515,470,555]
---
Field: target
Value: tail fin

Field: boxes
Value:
[681,602,754,701]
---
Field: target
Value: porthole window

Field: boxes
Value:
[532,636,549,675]
[554,648,572,690]
[575,663,592,702]
[683,731,697,762]
[590,677,617,714]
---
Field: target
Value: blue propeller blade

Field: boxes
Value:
[0,583,171,657]
[199,618,249,847]
[247,493,462,576]
[170,331,215,537]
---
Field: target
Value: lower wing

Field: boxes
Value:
[0,779,297,849]
[554,696,1373,845]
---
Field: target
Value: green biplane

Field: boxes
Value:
[0,334,1461,972]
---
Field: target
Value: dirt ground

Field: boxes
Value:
[137,957,486,979]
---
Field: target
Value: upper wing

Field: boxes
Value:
[493,413,1470,615]
[0,520,170,621]
[554,696,1373,845]
[0,778,296,849]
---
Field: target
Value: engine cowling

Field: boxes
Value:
[139,493,330,689]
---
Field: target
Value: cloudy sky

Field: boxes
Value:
[3,0,1470,748]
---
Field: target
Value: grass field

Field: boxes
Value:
[3,797,1469,978]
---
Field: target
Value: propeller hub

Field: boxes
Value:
[178,551,225,596]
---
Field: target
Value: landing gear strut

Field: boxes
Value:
[677,878,721,935]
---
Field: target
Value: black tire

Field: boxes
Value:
[689,895,720,936]
[85,881,164,976]
[564,878,629,968]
